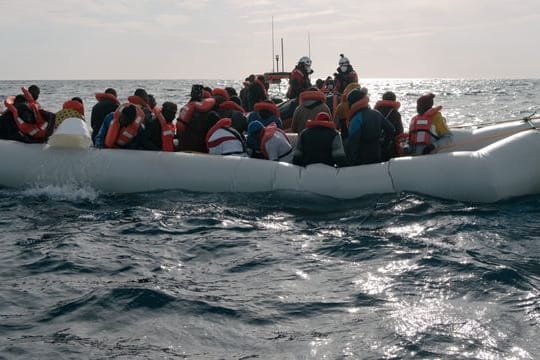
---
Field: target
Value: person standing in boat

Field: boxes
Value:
[344,88,395,165]
[333,82,361,140]
[91,88,119,144]
[293,112,348,167]
[176,84,220,153]
[291,88,331,133]
[246,120,293,162]
[374,91,404,160]
[240,75,255,109]
[333,54,358,95]
[247,75,269,111]
[409,93,453,155]
[286,56,313,100]
[141,101,177,151]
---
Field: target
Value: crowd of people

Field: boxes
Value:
[0,54,453,168]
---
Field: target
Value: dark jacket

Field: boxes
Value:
[219,108,248,134]
[293,125,347,167]
[374,103,403,161]
[178,110,220,152]
[91,99,118,144]
[247,81,268,111]
[345,107,395,165]
[0,107,55,143]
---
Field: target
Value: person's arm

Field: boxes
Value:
[432,113,453,148]
[94,113,113,148]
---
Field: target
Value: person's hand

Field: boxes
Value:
[422,144,436,154]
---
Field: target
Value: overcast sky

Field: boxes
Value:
[1,0,539,80]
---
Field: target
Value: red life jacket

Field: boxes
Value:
[253,101,279,117]
[409,106,443,146]
[152,107,175,152]
[128,95,150,110]
[212,88,230,101]
[299,90,326,105]
[176,98,216,133]
[4,96,49,140]
[104,104,146,148]
[219,100,245,114]
[95,93,120,105]
[260,123,290,159]
[286,68,308,98]
[346,96,370,129]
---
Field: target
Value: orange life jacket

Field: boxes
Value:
[299,90,326,105]
[409,106,443,146]
[260,123,290,160]
[212,88,230,101]
[219,101,245,114]
[104,104,146,148]
[176,98,216,134]
[346,97,370,129]
[95,93,120,105]
[62,100,84,117]
[4,96,49,140]
[374,99,401,110]
[153,107,175,152]
[305,119,335,130]
[127,95,150,109]
[253,101,279,117]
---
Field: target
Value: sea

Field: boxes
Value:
[0,79,539,359]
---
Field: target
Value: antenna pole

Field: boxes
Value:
[272,16,275,72]
[281,38,284,72]
[308,32,311,58]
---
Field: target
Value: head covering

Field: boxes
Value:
[247,120,264,134]
[347,88,367,105]
[314,112,331,122]
[338,54,350,66]
[121,105,137,123]
[382,91,396,101]
[417,93,435,114]
[343,82,361,97]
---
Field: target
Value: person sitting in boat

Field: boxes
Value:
[333,54,359,95]
[291,88,331,133]
[206,117,247,156]
[247,75,269,111]
[142,101,177,151]
[94,104,146,149]
[216,90,248,135]
[325,77,336,94]
[344,88,395,165]
[246,120,293,162]
[28,84,40,104]
[129,88,153,121]
[286,56,313,100]
[374,91,404,160]
[409,93,453,155]
[91,88,119,144]
[293,112,348,168]
[247,101,283,128]
[176,84,220,153]
[55,97,85,128]
[333,82,361,139]
[0,94,54,143]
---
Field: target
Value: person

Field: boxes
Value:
[147,94,157,110]
[246,120,293,162]
[91,88,119,144]
[291,88,331,133]
[176,84,220,152]
[325,77,335,94]
[143,101,178,151]
[239,75,255,109]
[286,56,312,99]
[333,54,359,94]
[94,104,146,149]
[0,94,54,143]
[344,88,395,165]
[129,88,153,121]
[55,97,85,128]
[315,78,325,91]
[333,82,361,139]
[374,91,404,160]
[409,93,453,155]
[247,75,268,111]
[217,95,248,135]
[293,112,347,167]
[28,84,40,102]
[247,101,282,128]
[205,117,247,156]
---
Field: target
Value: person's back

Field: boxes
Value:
[345,88,395,165]
[262,124,293,162]
[91,88,119,144]
[206,118,246,156]
[293,112,347,167]
[333,82,360,139]
[142,102,177,151]
[291,90,331,133]
[247,76,268,111]
[0,94,54,143]
[374,91,403,160]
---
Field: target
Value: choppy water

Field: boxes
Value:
[1,79,539,359]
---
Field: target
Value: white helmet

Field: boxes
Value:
[338,54,350,66]
[298,56,312,66]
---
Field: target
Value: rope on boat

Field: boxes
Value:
[451,112,540,129]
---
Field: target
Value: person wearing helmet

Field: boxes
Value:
[286,56,313,100]
[334,54,358,94]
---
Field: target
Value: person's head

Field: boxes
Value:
[325,77,335,91]
[28,85,40,101]
[14,94,27,105]
[315,79,324,89]
[190,84,204,101]
[382,91,396,102]
[298,56,312,73]
[161,101,178,122]
[134,88,149,104]
[347,87,368,106]
[417,93,435,114]
[147,94,156,109]
[71,97,83,104]
[119,105,137,127]
[225,87,238,97]
[247,120,264,137]
[247,74,256,83]
[338,54,351,73]
[105,88,117,97]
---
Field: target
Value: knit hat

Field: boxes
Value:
[382,91,396,101]
[247,120,264,134]
[417,93,435,114]
[347,88,367,105]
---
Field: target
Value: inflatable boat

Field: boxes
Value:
[1,117,540,203]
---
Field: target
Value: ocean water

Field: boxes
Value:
[0,79,539,359]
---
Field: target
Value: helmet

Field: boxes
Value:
[298,56,312,66]
[338,54,350,66]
